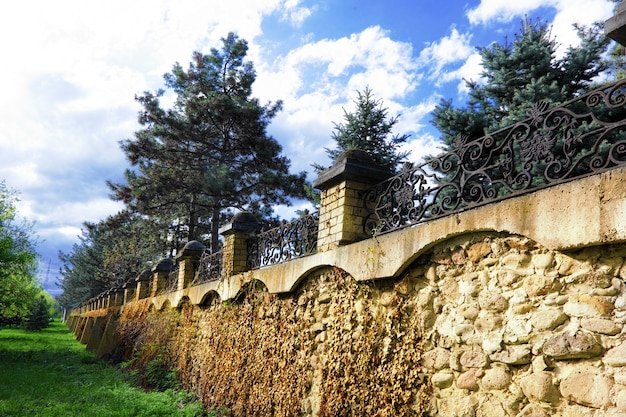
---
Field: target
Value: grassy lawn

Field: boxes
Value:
[0,320,208,417]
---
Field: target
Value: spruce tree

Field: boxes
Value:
[24,295,50,331]
[319,87,409,173]
[432,19,610,148]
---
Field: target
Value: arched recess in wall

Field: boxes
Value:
[232,278,270,304]
[284,264,336,294]
[196,290,222,308]
[389,228,528,280]
[176,296,191,310]
[157,299,172,311]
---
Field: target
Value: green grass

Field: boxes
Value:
[0,320,208,417]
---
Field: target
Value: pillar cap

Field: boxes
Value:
[135,269,152,282]
[312,150,392,190]
[606,1,626,45]
[219,211,261,236]
[175,240,206,259]
[151,258,175,273]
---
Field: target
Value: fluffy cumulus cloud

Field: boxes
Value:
[256,25,425,172]
[0,0,305,277]
[418,28,474,84]
[467,0,615,53]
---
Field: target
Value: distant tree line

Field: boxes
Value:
[0,182,55,330]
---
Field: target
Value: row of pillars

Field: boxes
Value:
[72,150,392,315]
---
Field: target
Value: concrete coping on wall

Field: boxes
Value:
[312,149,392,190]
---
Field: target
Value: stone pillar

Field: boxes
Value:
[123,277,137,304]
[219,211,260,278]
[312,150,392,252]
[151,258,174,297]
[175,241,205,290]
[606,2,626,45]
[134,270,152,300]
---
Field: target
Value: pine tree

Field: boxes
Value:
[319,87,410,173]
[108,33,307,251]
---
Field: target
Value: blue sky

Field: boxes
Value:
[0,0,616,294]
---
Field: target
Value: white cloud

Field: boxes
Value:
[467,0,558,25]
[255,26,423,174]
[280,0,316,27]
[467,0,615,54]
[418,28,474,83]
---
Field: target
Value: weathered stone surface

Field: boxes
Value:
[581,317,621,335]
[467,242,492,262]
[617,390,626,411]
[560,368,613,408]
[523,274,561,297]
[432,371,454,388]
[421,347,450,370]
[532,253,555,271]
[481,366,511,390]
[460,348,489,369]
[478,290,508,312]
[530,309,568,331]
[459,304,480,320]
[604,341,626,367]
[457,368,483,390]
[475,315,503,332]
[490,345,531,365]
[564,294,614,317]
[542,331,603,360]
[517,403,550,417]
[520,372,560,404]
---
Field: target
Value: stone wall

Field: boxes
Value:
[415,232,626,417]
[114,231,626,416]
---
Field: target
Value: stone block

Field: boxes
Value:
[481,366,511,390]
[478,290,508,312]
[543,331,603,360]
[605,341,626,367]
[581,317,621,335]
[460,347,489,369]
[421,347,451,370]
[457,368,483,390]
[520,372,560,404]
[432,371,454,389]
[530,309,568,331]
[490,345,531,365]
[560,367,613,408]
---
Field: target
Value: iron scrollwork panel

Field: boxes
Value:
[364,78,626,235]
[248,210,319,269]
[197,250,223,283]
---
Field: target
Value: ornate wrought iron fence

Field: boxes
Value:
[165,267,179,293]
[364,78,626,235]
[197,250,223,283]
[248,210,319,269]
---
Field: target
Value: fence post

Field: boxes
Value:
[123,276,137,304]
[219,211,260,278]
[312,150,391,251]
[175,240,205,290]
[134,270,152,301]
[151,258,174,297]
